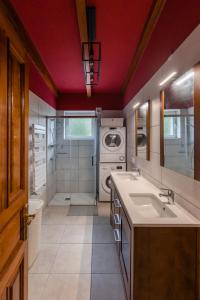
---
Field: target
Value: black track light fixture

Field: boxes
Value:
[82,6,101,86]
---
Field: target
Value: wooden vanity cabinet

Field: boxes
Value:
[119,205,132,300]
[110,182,132,299]
[110,181,122,255]
[110,180,200,300]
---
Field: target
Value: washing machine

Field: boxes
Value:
[137,117,147,158]
[99,163,126,202]
[99,127,126,162]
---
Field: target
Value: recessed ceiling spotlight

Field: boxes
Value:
[174,70,194,86]
[159,72,177,86]
[133,102,140,109]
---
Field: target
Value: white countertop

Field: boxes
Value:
[111,171,200,227]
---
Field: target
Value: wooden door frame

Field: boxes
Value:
[0,6,29,299]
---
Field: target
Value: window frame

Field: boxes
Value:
[63,111,96,140]
[164,109,181,140]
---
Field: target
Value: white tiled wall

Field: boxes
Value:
[29,91,56,206]
[55,112,96,193]
[124,25,200,219]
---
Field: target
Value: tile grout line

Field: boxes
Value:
[30,205,113,300]
[90,215,94,300]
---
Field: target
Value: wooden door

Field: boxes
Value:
[0,27,29,300]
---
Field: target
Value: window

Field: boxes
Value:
[64,111,95,139]
[164,109,181,139]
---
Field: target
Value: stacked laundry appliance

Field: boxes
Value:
[98,118,126,202]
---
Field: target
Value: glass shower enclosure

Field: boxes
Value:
[46,111,97,206]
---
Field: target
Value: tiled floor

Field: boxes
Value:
[29,203,126,300]
[49,193,96,206]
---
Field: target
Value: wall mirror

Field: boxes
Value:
[135,100,150,161]
[160,65,200,180]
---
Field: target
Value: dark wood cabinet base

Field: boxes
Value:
[132,227,198,300]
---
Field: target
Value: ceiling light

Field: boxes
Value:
[141,102,148,109]
[174,70,194,86]
[159,72,177,86]
[133,102,140,109]
[81,6,101,86]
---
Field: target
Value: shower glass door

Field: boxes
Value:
[55,111,97,206]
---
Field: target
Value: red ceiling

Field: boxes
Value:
[87,0,153,94]
[11,0,153,94]
[29,62,57,109]
[11,0,84,93]
[10,0,200,109]
[123,0,200,106]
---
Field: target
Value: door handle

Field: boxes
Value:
[92,156,94,166]
[24,213,36,225]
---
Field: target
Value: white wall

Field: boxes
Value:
[124,25,200,219]
[29,91,56,206]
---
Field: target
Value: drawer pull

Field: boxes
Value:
[113,214,121,225]
[113,229,121,242]
[114,198,121,208]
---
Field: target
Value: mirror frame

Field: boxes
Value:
[160,63,200,181]
[135,100,151,161]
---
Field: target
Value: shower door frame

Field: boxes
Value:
[46,114,98,204]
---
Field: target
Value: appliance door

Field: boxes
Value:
[120,208,131,299]
[137,133,147,148]
[102,164,125,194]
[102,173,112,194]
[102,130,124,152]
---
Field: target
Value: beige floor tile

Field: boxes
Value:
[29,274,49,300]
[97,202,110,217]
[29,244,59,274]
[51,244,92,274]
[61,225,93,243]
[41,225,65,243]
[42,206,69,225]
[68,205,97,216]
[44,205,69,213]
[41,274,91,300]
[65,216,93,225]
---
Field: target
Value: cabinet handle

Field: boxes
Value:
[113,229,121,242]
[114,198,121,208]
[113,214,121,225]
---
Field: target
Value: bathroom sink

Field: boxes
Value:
[116,173,137,181]
[129,193,177,218]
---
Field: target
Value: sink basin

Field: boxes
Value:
[116,173,137,181]
[129,193,176,218]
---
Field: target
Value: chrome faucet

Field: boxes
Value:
[132,167,141,176]
[159,188,175,204]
